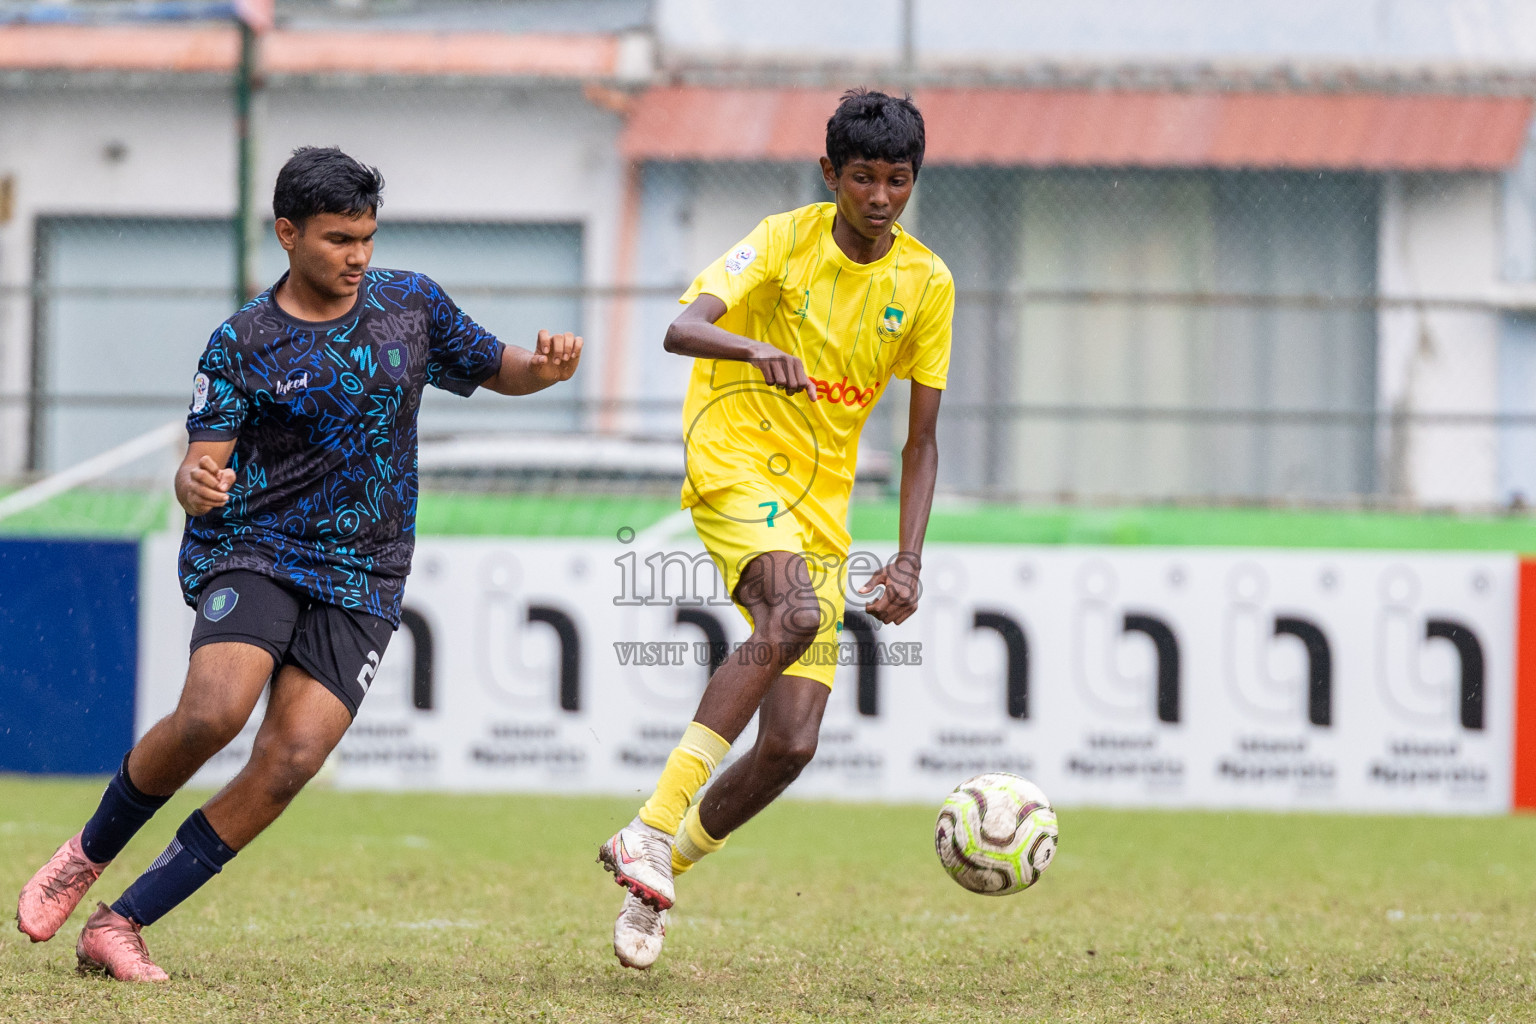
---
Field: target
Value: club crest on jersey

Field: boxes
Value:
[877,303,907,341]
[379,340,407,381]
[203,587,238,622]
[725,245,757,275]
[191,372,210,413]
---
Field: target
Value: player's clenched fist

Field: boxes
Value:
[177,454,235,516]
[860,551,922,626]
[530,329,583,383]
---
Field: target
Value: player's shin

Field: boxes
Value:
[638,721,731,834]
[671,803,728,875]
[110,810,235,927]
[80,752,173,864]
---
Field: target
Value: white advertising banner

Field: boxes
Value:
[136,534,1517,813]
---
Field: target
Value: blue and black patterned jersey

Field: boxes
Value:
[178,268,504,625]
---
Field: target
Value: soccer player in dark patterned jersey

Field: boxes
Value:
[15,147,582,982]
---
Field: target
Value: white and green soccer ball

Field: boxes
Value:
[934,772,1059,896]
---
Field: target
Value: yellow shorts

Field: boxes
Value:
[688,484,847,689]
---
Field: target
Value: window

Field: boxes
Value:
[920,169,1379,503]
[32,217,583,470]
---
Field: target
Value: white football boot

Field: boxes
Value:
[613,891,668,970]
[598,816,675,910]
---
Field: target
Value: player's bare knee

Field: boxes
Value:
[252,734,329,803]
[171,705,245,757]
[756,728,819,778]
[760,599,820,663]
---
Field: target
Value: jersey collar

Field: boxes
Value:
[264,270,368,330]
[819,203,905,275]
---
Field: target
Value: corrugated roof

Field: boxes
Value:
[0,25,619,78]
[620,87,1533,171]
[0,25,239,72]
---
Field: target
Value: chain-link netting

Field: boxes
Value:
[2,160,1533,537]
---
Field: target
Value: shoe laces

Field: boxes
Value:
[90,913,154,965]
[632,822,673,872]
[619,895,665,935]
[642,822,678,872]
[39,857,97,905]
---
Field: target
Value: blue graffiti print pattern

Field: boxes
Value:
[179,268,504,624]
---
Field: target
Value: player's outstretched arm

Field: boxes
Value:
[482,330,583,396]
[175,440,237,517]
[666,295,818,399]
[861,382,941,625]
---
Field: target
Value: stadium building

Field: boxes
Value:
[2,0,1536,509]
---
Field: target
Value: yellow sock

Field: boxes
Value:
[671,802,728,875]
[637,722,730,835]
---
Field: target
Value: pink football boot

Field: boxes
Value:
[16,833,107,942]
[75,903,168,983]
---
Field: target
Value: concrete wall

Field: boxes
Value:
[656,0,1536,65]
[610,160,823,437]
[1377,173,1504,506]
[4,90,1524,507]
[0,80,626,475]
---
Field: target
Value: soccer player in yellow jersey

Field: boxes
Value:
[599,89,953,968]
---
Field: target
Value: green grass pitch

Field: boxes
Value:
[2,777,1534,1023]
[10,488,1536,552]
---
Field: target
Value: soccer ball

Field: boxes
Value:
[934,773,1058,895]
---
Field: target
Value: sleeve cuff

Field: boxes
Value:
[899,370,947,390]
[679,287,730,307]
[472,340,507,393]
[444,339,506,396]
[187,428,238,441]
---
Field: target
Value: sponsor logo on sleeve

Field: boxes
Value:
[192,372,210,413]
[725,245,757,275]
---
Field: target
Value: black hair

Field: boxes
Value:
[825,89,926,177]
[272,146,385,226]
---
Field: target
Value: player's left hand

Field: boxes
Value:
[859,552,922,625]
[530,330,582,382]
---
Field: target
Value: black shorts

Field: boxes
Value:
[189,570,394,717]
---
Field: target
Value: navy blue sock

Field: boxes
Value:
[112,810,236,927]
[79,753,172,864]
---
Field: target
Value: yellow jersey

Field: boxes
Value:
[678,202,954,550]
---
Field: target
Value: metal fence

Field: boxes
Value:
[2,165,1533,512]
